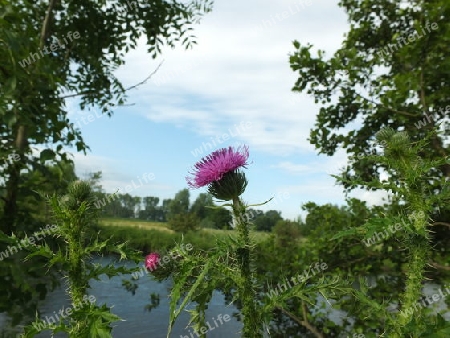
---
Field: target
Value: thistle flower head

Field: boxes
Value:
[186,145,249,188]
[207,170,248,201]
[145,252,160,271]
[186,146,249,200]
[68,180,92,201]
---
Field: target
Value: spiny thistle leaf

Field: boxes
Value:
[167,259,213,338]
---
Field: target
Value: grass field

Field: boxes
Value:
[99,218,174,232]
[95,217,271,253]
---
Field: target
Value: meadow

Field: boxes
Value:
[94,217,272,253]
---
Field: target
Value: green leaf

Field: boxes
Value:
[330,227,360,240]
[167,259,213,338]
[39,149,56,163]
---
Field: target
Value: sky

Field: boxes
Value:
[69,0,389,220]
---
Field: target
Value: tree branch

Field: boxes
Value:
[60,90,97,99]
[124,60,164,91]
[419,68,427,116]
[40,0,57,48]
[354,92,418,117]
[60,61,164,99]
[276,304,324,338]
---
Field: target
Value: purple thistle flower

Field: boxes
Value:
[145,252,160,271]
[186,146,249,189]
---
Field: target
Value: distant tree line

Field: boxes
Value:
[87,172,285,232]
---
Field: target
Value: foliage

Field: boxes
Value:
[253,210,283,232]
[248,129,450,337]
[153,203,264,338]
[289,0,450,186]
[156,191,353,337]
[191,193,233,229]
[208,206,233,229]
[0,161,77,330]
[20,181,142,337]
[168,188,191,218]
[253,211,358,336]
[1,0,212,328]
[91,218,270,254]
[168,212,200,233]
[1,0,209,232]
[190,192,214,219]
[139,196,163,221]
[88,183,234,228]
[288,2,450,332]
[271,220,302,247]
[331,128,450,336]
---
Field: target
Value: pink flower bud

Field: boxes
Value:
[145,252,160,271]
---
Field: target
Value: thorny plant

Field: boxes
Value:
[21,181,141,338]
[147,146,352,338]
[333,127,450,337]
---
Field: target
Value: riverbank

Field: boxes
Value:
[92,218,271,253]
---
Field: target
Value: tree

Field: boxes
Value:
[168,212,199,233]
[272,220,301,247]
[98,193,124,218]
[209,207,232,229]
[19,160,78,225]
[132,196,141,218]
[254,198,399,336]
[0,0,212,235]
[253,210,283,232]
[143,197,159,210]
[83,171,103,194]
[161,198,173,221]
[289,0,450,190]
[139,196,160,220]
[1,2,211,325]
[289,0,450,295]
[167,188,190,219]
[190,192,213,220]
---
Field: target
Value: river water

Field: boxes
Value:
[1,256,242,338]
[1,257,449,337]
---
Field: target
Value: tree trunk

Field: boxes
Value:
[1,125,26,235]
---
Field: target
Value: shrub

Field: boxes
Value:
[168,213,200,233]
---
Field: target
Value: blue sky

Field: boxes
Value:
[69,0,388,220]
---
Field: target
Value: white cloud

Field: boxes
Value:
[350,188,392,207]
[72,152,172,197]
[65,0,357,219]
[113,0,348,157]
[71,152,116,178]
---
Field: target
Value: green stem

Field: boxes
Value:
[232,197,262,338]
[67,217,87,308]
[393,217,430,336]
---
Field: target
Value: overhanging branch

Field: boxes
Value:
[40,0,57,48]
[276,304,324,338]
[354,92,418,117]
[60,61,164,100]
